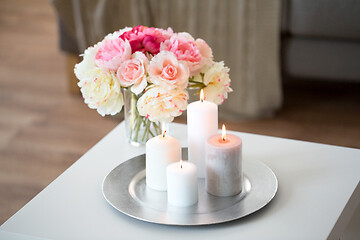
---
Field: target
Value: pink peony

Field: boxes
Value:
[120,26,173,54]
[95,37,131,71]
[196,38,213,68]
[148,51,189,90]
[161,33,204,76]
[117,52,149,95]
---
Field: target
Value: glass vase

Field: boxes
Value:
[123,88,163,146]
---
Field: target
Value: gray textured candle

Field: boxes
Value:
[205,129,242,197]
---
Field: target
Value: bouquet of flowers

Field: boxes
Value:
[74,26,232,144]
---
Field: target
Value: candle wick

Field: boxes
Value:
[162,130,166,138]
[181,164,183,169]
[201,99,204,103]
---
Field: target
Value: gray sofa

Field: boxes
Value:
[281,0,360,82]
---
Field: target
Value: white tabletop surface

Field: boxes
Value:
[0,230,47,240]
[1,122,360,240]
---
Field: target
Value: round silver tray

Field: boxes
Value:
[102,148,278,226]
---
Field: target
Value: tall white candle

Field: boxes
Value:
[167,160,198,207]
[187,90,218,178]
[146,130,181,191]
[205,125,242,197]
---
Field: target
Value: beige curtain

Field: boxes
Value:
[53,0,282,119]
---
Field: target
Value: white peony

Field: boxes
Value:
[74,34,124,116]
[202,61,232,105]
[74,43,100,84]
[77,68,123,116]
[137,86,188,123]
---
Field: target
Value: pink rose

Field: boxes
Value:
[117,52,149,95]
[148,51,189,90]
[161,33,203,76]
[95,37,131,71]
[120,26,173,54]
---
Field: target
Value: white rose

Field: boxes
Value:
[78,68,123,116]
[137,86,188,123]
[202,61,232,105]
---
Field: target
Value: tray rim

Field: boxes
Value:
[102,148,278,226]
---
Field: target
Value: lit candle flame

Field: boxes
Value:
[161,122,166,138]
[180,159,183,169]
[200,89,204,102]
[222,124,226,141]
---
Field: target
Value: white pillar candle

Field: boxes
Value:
[187,90,218,178]
[205,125,242,197]
[167,160,198,207]
[146,131,181,191]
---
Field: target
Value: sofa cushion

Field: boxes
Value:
[282,37,360,81]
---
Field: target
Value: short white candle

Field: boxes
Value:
[146,130,181,191]
[167,160,198,207]
[187,89,218,178]
[205,124,242,197]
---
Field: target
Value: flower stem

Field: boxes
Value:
[153,122,161,135]
[142,119,151,142]
[149,128,156,137]
[134,115,142,142]
[129,93,136,140]
[125,88,165,144]
[188,83,206,88]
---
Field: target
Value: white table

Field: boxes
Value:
[0,230,47,240]
[1,122,360,240]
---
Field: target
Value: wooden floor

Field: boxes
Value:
[0,0,359,236]
[0,0,120,224]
